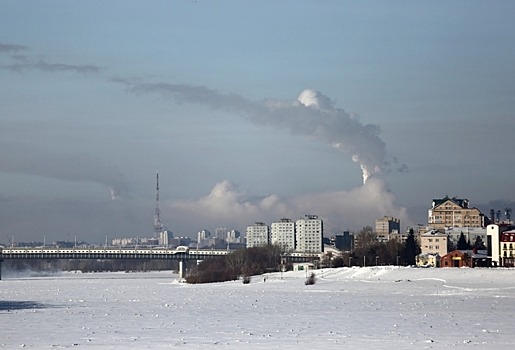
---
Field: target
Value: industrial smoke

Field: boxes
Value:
[121,80,389,184]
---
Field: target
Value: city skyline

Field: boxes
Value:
[1,2,514,243]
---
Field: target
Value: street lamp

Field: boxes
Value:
[376,256,379,266]
[363,255,366,267]
[349,256,352,267]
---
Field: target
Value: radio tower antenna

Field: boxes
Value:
[154,169,163,238]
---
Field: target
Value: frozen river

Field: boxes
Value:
[2,267,515,349]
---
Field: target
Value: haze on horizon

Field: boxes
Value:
[1,1,514,244]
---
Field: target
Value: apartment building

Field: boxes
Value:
[245,222,270,248]
[376,216,400,235]
[428,196,486,229]
[271,218,295,252]
[419,229,448,257]
[295,215,323,253]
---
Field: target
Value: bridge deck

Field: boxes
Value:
[0,247,320,261]
[0,247,228,260]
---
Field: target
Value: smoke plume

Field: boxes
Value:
[0,144,129,200]
[117,79,388,183]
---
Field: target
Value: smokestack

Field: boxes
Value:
[490,209,495,224]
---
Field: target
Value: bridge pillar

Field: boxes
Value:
[178,259,186,281]
[0,259,3,280]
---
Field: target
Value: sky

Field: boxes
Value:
[1,1,515,244]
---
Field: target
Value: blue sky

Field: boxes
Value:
[1,1,514,243]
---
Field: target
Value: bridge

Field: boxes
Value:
[0,246,320,280]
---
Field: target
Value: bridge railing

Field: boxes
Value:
[0,246,233,259]
[0,246,320,260]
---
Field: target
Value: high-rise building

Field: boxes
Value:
[376,216,400,235]
[271,218,295,252]
[226,229,242,244]
[196,229,211,248]
[197,229,211,241]
[295,215,323,253]
[245,222,269,248]
[331,231,353,251]
[215,227,228,240]
[159,230,173,247]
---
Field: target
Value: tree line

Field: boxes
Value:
[329,226,420,268]
[186,245,284,284]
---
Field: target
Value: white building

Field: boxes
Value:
[246,222,270,248]
[271,218,295,252]
[226,229,242,244]
[197,229,211,241]
[295,215,323,253]
[159,230,173,247]
[197,229,212,249]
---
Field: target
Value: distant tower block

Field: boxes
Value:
[154,169,163,237]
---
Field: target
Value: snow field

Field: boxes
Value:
[1,267,515,349]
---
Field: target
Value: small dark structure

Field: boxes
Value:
[440,250,473,268]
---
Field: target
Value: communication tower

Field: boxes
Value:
[154,169,163,237]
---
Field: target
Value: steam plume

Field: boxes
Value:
[117,79,389,183]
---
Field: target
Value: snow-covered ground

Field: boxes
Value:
[1,267,515,349]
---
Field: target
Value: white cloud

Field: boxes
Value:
[166,178,409,235]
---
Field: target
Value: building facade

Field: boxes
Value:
[245,222,270,248]
[486,224,515,267]
[226,229,242,244]
[440,250,473,268]
[375,216,400,235]
[159,230,173,247]
[419,230,448,257]
[500,229,515,267]
[331,231,353,251]
[271,218,295,252]
[428,196,486,229]
[416,253,440,267]
[295,215,323,253]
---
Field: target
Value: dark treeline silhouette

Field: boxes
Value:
[186,245,283,284]
[340,226,420,267]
